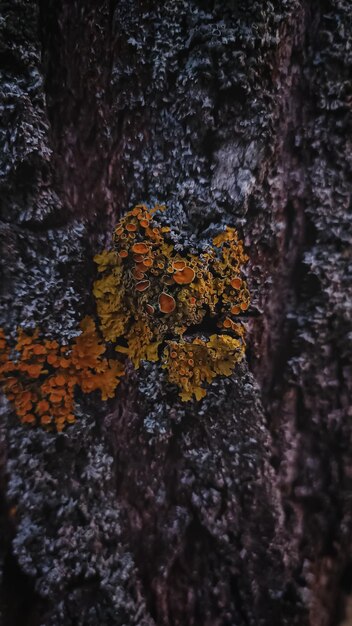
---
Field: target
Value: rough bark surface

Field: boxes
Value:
[0,1,351,625]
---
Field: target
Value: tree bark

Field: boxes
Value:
[0,1,351,625]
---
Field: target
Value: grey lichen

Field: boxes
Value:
[7,410,152,626]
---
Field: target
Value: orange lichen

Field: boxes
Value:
[230,277,242,289]
[93,204,250,401]
[173,266,195,285]
[132,242,149,254]
[159,292,176,314]
[135,280,150,292]
[172,260,186,271]
[0,318,124,431]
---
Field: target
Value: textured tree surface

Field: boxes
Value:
[0,1,351,625]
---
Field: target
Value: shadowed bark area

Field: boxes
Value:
[0,1,351,625]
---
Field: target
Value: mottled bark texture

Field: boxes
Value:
[0,1,351,625]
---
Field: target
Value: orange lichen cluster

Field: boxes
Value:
[94,204,250,400]
[0,318,124,431]
[0,204,250,428]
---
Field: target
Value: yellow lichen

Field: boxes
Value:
[115,320,161,369]
[162,331,246,401]
[93,255,129,342]
[93,204,250,401]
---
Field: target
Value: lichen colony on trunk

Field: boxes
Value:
[0,1,351,625]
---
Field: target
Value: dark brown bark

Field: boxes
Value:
[0,1,351,625]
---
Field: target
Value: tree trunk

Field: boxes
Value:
[0,1,351,625]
